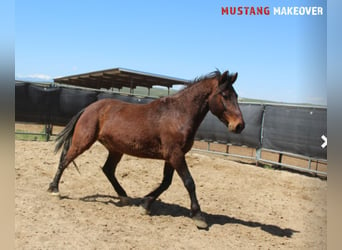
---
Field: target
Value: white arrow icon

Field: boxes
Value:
[321,135,327,149]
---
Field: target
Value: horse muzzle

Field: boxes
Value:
[228,120,245,134]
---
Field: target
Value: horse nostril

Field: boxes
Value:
[235,123,245,134]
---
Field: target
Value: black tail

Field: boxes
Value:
[54,109,85,154]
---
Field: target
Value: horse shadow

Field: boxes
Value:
[62,193,299,237]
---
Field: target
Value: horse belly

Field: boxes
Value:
[122,135,163,159]
[99,125,164,159]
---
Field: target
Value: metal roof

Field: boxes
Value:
[53,68,189,90]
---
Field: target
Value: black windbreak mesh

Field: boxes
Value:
[15,83,61,124]
[196,104,263,148]
[262,105,327,159]
[59,88,98,116]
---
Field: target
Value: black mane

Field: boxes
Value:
[192,70,221,84]
[171,70,222,97]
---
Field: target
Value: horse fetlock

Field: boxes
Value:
[119,196,131,206]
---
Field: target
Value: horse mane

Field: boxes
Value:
[169,70,222,99]
[177,70,221,93]
[191,70,222,84]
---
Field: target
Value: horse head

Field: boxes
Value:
[208,71,245,134]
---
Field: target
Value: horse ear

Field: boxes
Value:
[220,71,229,85]
[230,72,238,84]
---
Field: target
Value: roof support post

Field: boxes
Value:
[130,79,134,94]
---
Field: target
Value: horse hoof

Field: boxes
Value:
[50,191,61,197]
[192,213,208,229]
[47,186,60,196]
[119,196,131,206]
[139,197,152,215]
[138,205,151,215]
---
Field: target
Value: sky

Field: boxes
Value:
[15,0,327,105]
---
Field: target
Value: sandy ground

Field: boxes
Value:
[15,140,327,249]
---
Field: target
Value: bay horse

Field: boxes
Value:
[48,70,245,229]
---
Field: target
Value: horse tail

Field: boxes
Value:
[54,108,85,154]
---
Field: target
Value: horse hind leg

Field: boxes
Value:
[48,130,97,196]
[102,152,129,205]
[48,142,78,195]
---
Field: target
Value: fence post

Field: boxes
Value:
[255,147,262,166]
[45,124,52,141]
[277,153,283,168]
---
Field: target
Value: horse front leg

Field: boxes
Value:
[171,154,208,229]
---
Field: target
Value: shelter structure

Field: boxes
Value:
[53,68,189,95]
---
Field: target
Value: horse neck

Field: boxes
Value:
[173,78,215,125]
